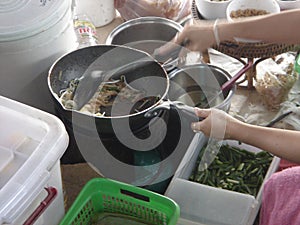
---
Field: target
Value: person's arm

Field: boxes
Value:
[174,9,300,52]
[192,108,300,164]
[229,120,300,164]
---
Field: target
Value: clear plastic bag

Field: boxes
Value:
[255,52,298,110]
[114,0,192,22]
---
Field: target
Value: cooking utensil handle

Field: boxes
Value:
[23,187,58,225]
[221,59,254,92]
[145,100,203,122]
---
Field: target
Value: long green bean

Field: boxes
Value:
[189,144,273,196]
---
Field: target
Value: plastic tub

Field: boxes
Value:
[0,96,69,225]
[165,139,280,225]
[0,0,77,115]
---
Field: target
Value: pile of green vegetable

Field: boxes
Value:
[189,143,273,196]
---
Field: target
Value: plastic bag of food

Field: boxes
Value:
[255,52,298,110]
[114,0,192,22]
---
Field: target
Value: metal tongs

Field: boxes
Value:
[73,42,188,110]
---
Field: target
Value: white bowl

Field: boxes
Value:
[195,0,233,20]
[226,0,280,22]
[276,0,300,10]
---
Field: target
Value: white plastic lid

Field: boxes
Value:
[0,0,71,41]
[0,96,69,223]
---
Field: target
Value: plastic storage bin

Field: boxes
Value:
[0,96,69,225]
[60,177,180,225]
[165,139,280,225]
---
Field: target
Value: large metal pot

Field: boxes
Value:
[48,45,170,135]
[106,16,184,70]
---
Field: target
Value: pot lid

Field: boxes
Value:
[0,0,71,42]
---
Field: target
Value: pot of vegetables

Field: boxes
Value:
[49,45,170,135]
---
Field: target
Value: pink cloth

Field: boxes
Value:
[278,159,300,171]
[259,166,300,225]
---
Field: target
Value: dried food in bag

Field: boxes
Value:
[255,52,298,110]
[114,0,191,22]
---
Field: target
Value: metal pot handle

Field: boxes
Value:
[145,100,204,122]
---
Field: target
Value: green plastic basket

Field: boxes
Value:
[60,178,180,225]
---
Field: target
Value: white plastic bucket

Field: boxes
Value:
[74,0,116,27]
[0,0,77,114]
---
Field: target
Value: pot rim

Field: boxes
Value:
[105,16,184,46]
[47,44,170,119]
[106,16,185,72]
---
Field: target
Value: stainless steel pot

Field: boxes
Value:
[106,16,184,70]
[168,64,235,112]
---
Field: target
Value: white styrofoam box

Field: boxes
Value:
[166,139,280,225]
[0,96,69,225]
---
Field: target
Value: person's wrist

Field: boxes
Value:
[226,118,239,140]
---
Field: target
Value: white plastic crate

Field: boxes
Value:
[0,96,69,225]
[165,138,280,225]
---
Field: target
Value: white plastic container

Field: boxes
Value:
[165,139,280,225]
[0,96,69,225]
[75,0,116,27]
[226,0,280,22]
[195,0,232,20]
[0,0,77,115]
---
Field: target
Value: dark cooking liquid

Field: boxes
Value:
[171,88,225,109]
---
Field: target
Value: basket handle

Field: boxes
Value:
[120,189,150,202]
[22,187,58,225]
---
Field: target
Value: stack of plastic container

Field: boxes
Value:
[0,96,69,225]
[165,138,280,225]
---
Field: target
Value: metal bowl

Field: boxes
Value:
[106,16,183,69]
[168,64,235,112]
